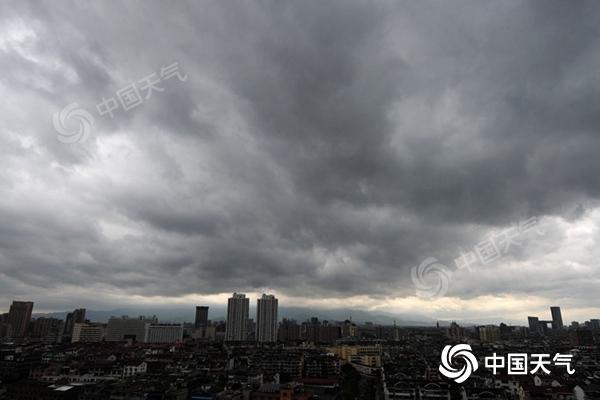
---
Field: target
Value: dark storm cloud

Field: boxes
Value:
[1,0,600,315]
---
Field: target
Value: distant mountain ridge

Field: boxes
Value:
[33,306,522,326]
[33,306,440,326]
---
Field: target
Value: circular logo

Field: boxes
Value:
[410,257,452,298]
[53,102,95,144]
[439,344,478,383]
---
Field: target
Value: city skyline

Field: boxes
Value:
[2,291,597,326]
[2,1,600,323]
[3,297,597,330]
[3,1,600,398]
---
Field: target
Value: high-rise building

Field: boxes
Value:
[63,308,86,338]
[7,301,34,338]
[550,306,564,330]
[256,294,278,343]
[195,306,209,329]
[30,317,63,343]
[225,293,249,341]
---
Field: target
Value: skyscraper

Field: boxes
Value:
[7,301,34,338]
[225,293,249,341]
[63,308,86,338]
[195,306,209,329]
[550,306,564,330]
[256,294,278,343]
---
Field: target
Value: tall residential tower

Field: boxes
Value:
[7,301,34,338]
[550,306,564,330]
[256,294,278,343]
[225,293,249,341]
[195,306,209,329]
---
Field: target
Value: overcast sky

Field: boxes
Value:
[1,1,600,323]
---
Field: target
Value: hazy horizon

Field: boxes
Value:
[27,303,526,327]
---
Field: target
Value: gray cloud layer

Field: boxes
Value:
[1,1,600,317]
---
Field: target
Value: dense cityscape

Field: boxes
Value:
[5,0,600,398]
[0,296,598,399]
